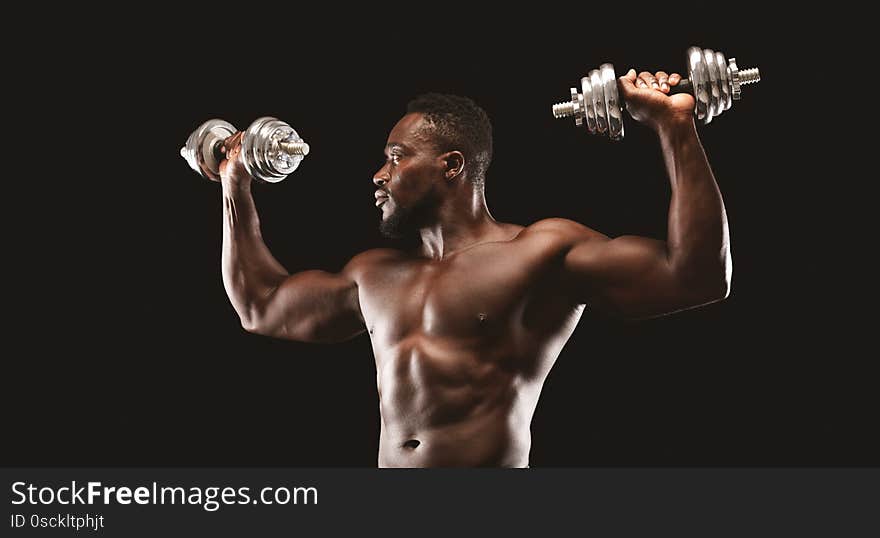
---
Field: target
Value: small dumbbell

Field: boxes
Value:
[180,117,310,183]
[551,46,760,140]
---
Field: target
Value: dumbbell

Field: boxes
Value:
[180,117,310,183]
[551,46,760,140]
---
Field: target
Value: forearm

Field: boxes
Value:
[659,119,731,291]
[221,179,289,325]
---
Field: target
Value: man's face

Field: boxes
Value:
[373,113,444,238]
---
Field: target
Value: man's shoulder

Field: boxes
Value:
[342,247,409,275]
[519,218,607,245]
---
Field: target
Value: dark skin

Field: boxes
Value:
[216,69,731,467]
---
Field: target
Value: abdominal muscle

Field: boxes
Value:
[374,334,543,468]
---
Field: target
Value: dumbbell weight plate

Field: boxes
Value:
[687,47,709,123]
[241,117,306,183]
[703,49,721,123]
[600,63,624,141]
[181,119,237,179]
[715,51,732,112]
[242,117,282,182]
[589,69,607,134]
[581,76,597,134]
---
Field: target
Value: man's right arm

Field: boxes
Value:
[219,133,365,343]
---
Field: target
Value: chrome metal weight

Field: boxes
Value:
[551,45,761,139]
[180,119,237,180]
[180,117,310,183]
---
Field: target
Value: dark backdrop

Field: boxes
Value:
[6,9,871,466]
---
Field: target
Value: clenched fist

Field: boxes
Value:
[618,69,695,132]
[218,131,254,188]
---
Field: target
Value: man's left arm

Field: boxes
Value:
[559,69,732,319]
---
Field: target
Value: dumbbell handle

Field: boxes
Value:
[669,78,692,94]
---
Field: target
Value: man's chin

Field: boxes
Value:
[379,219,405,239]
[379,210,413,239]
[379,202,427,239]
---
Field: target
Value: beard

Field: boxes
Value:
[378,196,432,239]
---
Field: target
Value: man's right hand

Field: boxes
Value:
[218,131,254,187]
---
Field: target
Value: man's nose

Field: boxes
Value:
[373,166,389,187]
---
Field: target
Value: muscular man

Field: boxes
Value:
[215,69,731,467]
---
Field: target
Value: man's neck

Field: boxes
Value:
[417,187,505,260]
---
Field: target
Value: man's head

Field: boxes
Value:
[373,93,493,238]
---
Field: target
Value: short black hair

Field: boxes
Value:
[406,93,493,185]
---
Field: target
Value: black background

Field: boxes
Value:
[5,8,871,466]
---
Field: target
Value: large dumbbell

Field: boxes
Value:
[180,117,310,183]
[551,46,760,140]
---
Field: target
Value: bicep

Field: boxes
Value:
[564,235,693,319]
[250,270,365,343]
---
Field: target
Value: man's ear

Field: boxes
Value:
[441,151,465,180]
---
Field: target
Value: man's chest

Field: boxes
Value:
[357,246,563,342]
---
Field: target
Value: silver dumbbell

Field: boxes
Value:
[180,117,310,183]
[551,46,761,140]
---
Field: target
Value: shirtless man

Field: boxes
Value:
[214,69,731,467]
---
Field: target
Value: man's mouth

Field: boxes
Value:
[375,191,389,207]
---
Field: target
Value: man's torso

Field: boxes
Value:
[352,222,587,467]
